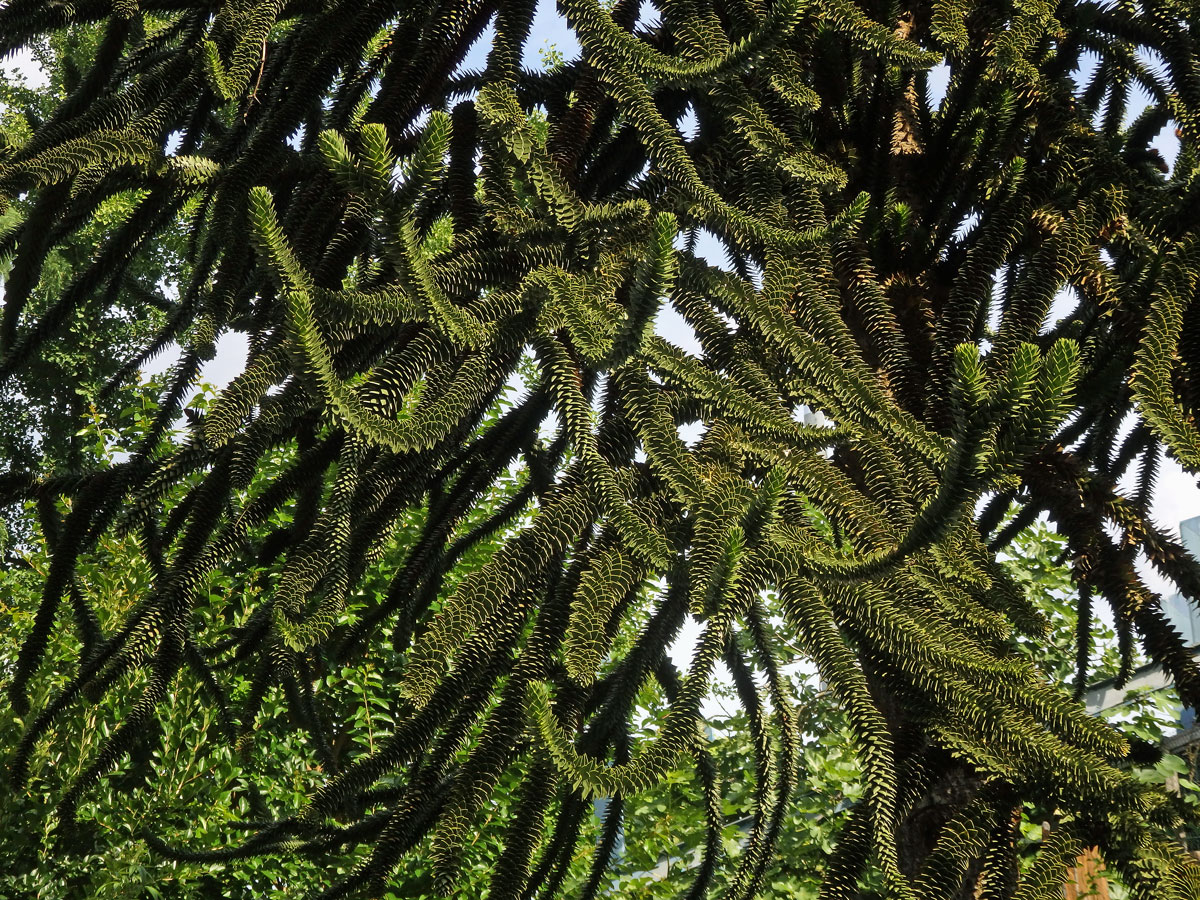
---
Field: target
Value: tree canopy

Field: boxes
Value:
[2,0,1200,898]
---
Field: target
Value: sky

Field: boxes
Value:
[2,5,1198,658]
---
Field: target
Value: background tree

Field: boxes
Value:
[7,401,1187,899]
[4,419,1191,899]
[3,1,1200,899]
[1,382,545,898]
[0,31,188,557]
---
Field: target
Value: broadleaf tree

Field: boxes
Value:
[1,463,1193,898]
[0,29,189,555]
[2,0,1200,898]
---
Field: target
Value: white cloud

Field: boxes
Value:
[3,47,49,90]
[1130,451,1200,598]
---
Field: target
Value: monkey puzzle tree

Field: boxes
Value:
[3,0,1200,898]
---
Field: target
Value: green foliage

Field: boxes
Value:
[3,0,1200,898]
[1,383,541,897]
[0,32,188,553]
